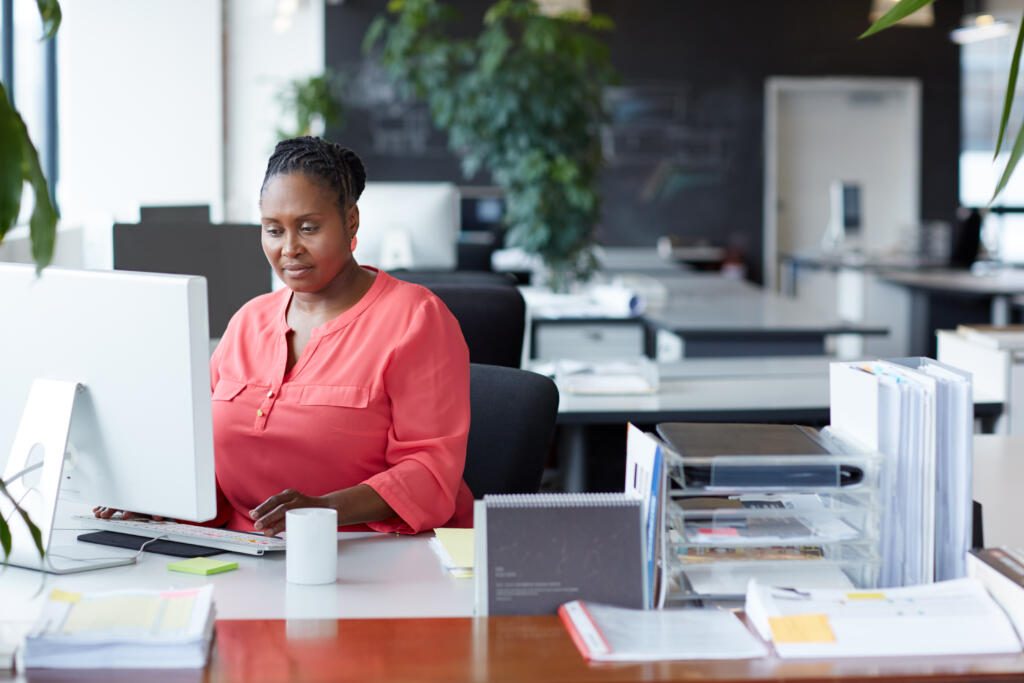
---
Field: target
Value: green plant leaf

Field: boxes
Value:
[15,112,58,271]
[0,516,10,559]
[0,84,25,244]
[995,11,1024,159]
[16,506,45,558]
[992,120,1024,202]
[36,0,62,40]
[860,0,934,39]
[0,475,44,561]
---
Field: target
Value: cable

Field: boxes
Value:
[45,533,170,567]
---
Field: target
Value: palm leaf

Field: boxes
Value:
[12,105,57,270]
[995,12,1024,159]
[860,0,935,39]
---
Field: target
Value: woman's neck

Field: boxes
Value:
[289,262,375,321]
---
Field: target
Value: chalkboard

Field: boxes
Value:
[326,0,963,283]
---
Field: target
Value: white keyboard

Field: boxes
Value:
[73,515,286,556]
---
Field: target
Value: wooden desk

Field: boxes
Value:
[215,617,1024,682]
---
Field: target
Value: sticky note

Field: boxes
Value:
[846,592,886,600]
[768,613,836,644]
[167,557,238,576]
[434,528,474,568]
[49,589,81,603]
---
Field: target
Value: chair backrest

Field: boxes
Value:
[464,364,559,498]
[391,270,517,287]
[422,284,526,368]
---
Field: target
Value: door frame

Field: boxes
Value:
[763,77,921,291]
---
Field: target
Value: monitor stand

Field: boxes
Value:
[1,379,134,574]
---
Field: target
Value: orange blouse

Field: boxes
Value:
[207,268,474,533]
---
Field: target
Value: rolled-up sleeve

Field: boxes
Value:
[363,297,470,533]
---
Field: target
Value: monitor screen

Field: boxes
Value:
[353,182,460,270]
[0,265,217,542]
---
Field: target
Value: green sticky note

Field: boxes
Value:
[167,557,238,576]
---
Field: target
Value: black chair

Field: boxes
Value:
[390,270,517,287]
[418,284,526,368]
[463,363,560,498]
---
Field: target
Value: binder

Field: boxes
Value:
[830,357,973,585]
[474,493,645,616]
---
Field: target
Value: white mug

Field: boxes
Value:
[285,507,338,585]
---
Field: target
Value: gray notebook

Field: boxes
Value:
[474,493,645,616]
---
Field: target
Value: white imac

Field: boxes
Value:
[0,264,216,573]
[354,182,460,270]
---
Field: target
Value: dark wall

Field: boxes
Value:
[326,0,962,282]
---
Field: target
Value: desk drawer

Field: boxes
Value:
[532,320,646,360]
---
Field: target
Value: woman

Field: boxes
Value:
[99,137,474,535]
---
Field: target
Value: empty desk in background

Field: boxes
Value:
[882,268,1024,356]
[644,275,887,358]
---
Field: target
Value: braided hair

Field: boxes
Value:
[260,136,367,210]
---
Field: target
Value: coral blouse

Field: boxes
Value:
[207,268,474,533]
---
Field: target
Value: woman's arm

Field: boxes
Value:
[249,484,395,536]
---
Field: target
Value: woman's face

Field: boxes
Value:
[260,172,359,294]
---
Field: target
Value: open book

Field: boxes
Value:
[746,578,1021,659]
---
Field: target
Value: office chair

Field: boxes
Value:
[390,270,517,287]
[416,283,526,368]
[463,363,559,498]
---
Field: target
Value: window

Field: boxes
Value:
[2,0,57,218]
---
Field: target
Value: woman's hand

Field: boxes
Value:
[92,506,164,521]
[249,489,329,536]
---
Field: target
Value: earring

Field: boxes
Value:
[350,236,358,252]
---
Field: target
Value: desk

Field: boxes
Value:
[8,613,1024,682]
[525,272,887,361]
[0,521,473,622]
[6,470,1024,682]
[881,269,1024,355]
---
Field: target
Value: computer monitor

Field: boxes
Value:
[353,182,460,270]
[0,264,216,572]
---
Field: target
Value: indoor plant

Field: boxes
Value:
[276,70,346,140]
[365,0,616,289]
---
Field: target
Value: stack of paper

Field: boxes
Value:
[429,528,474,578]
[745,578,1022,658]
[829,357,972,585]
[558,600,767,661]
[23,586,215,669]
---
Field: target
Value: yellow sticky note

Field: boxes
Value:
[434,528,474,568]
[49,589,81,604]
[846,592,885,600]
[768,613,836,644]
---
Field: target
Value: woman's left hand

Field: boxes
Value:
[250,489,330,536]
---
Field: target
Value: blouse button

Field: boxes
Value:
[257,409,264,417]
[267,390,274,398]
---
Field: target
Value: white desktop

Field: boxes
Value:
[353,182,460,270]
[0,265,217,573]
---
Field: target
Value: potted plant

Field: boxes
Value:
[276,70,346,140]
[365,0,616,290]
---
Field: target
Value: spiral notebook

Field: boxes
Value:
[474,493,645,616]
